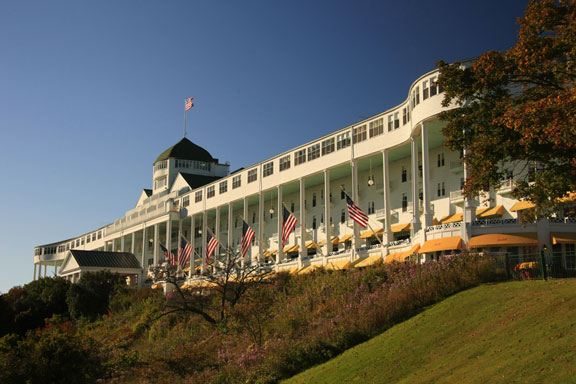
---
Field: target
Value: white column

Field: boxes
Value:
[421,122,433,231]
[258,191,264,265]
[462,146,474,245]
[323,169,331,261]
[153,224,159,266]
[277,185,283,265]
[190,216,195,278]
[215,207,221,257]
[130,232,136,255]
[177,219,182,265]
[166,218,172,257]
[227,203,233,249]
[44,264,47,277]
[120,234,125,252]
[351,159,359,261]
[141,226,147,272]
[298,178,306,267]
[382,150,391,255]
[33,264,37,281]
[410,136,421,235]
[201,211,207,273]
[243,197,249,265]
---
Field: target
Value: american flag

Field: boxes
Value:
[240,220,255,258]
[205,232,219,264]
[345,193,369,228]
[160,243,176,265]
[178,236,192,267]
[281,205,298,248]
[185,97,194,111]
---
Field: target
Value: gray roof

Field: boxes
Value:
[69,250,141,269]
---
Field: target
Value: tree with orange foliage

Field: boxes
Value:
[437,0,576,218]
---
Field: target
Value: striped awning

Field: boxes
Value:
[325,260,351,270]
[360,228,384,238]
[305,241,317,249]
[385,244,420,263]
[510,201,536,212]
[552,232,576,245]
[283,245,300,253]
[353,255,383,268]
[391,223,411,233]
[477,205,504,218]
[419,236,462,254]
[298,264,322,275]
[439,213,463,224]
[468,233,538,248]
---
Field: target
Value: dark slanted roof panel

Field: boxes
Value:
[180,173,222,189]
[70,250,141,269]
[154,137,216,164]
[143,189,152,197]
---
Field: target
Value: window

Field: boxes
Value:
[248,169,257,183]
[341,209,346,223]
[388,115,394,132]
[307,143,320,161]
[402,108,408,125]
[312,216,317,230]
[437,182,446,197]
[341,190,346,200]
[394,112,400,129]
[232,175,241,189]
[369,118,383,137]
[368,201,375,215]
[322,138,335,155]
[437,153,445,167]
[353,125,367,143]
[263,162,274,177]
[87,235,91,244]
[290,201,295,212]
[98,231,102,239]
[430,76,438,96]
[252,212,256,224]
[219,181,228,194]
[295,149,307,165]
[336,132,351,149]
[423,80,429,100]
[207,185,215,198]
[195,190,203,202]
[460,178,465,189]
[401,166,407,183]
[279,155,291,171]
[312,192,317,207]
[183,195,190,207]
[412,86,420,107]
[402,194,408,212]
[154,176,167,190]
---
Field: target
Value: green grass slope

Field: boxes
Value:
[284,280,576,384]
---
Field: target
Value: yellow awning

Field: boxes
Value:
[468,233,538,248]
[385,244,420,263]
[325,260,351,270]
[419,236,462,254]
[298,264,322,275]
[439,213,463,224]
[510,201,536,212]
[331,236,340,244]
[182,266,190,273]
[339,234,353,243]
[317,239,326,246]
[353,255,383,268]
[477,205,504,218]
[264,249,277,257]
[360,228,384,239]
[283,245,300,253]
[391,223,411,233]
[305,241,317,249]
[552,232,576,245]
[558,192,576,203]
[151,282,163,290]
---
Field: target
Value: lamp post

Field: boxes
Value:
[540,244,548,281]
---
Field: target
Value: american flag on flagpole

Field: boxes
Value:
[160,243,177,265]
[344,193,369,228]
[178,236,192,267]
[185,97,194,111]
[281,205,298,248]
[240,220,255,258]
[205,232,219,264]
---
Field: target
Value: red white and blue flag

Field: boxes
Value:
[160,243,177,265]
[185,97,194,111]
[240,220,255,258]
[282,205,298,248]
[344,193,369,228]
[178,236,192,267]
[205,232,219,264]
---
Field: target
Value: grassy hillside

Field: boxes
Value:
[285,280,576,384]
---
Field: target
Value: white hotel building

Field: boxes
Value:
[33,66,576,283]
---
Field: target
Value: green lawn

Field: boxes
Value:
[284,280,576,384]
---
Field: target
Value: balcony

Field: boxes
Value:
[450,160,463,174]
[497,179,513,195]
[450,190,464,205]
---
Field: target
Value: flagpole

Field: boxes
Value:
[184,98,187,138]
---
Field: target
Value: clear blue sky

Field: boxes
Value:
[0,0,529,293]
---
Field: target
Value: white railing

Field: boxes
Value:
[426,221,462,232]
[472,218,518,227]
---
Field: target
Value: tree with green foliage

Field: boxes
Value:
[2,277,71,335]
[66,271,125,321]
[437,0,576,218]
